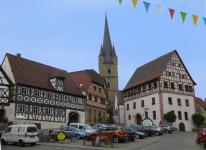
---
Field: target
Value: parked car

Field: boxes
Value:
[89,126,128,143]
[199,128,206,138]
[54,126,89,139]
[1,124,38,147]
[91,124,106,130]
[130,125,148,136]
[0,131,2,138]
[122,126,136,141]
[105,124,116,126]
[144,126,154,136]
[149,126,162,136]
[159,125,173,133]
[69,123,96,134]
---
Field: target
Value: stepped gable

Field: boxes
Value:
[5,53,84,97]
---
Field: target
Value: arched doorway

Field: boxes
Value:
[69,112,78,123]
[137,114,142,125]
[179,122,185,131]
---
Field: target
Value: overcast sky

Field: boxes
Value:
[0,0,205,100]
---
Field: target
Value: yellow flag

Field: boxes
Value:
[192,15,198,26]
[132,0,138,8]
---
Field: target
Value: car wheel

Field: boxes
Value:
[31,143,36,146]
[131,137,135,141]
[113,136,118,143]
[167,130,169,134]
[155,132,160,136]
[139,136,143,139]
[76,134,80,140]
[19,140,24,147]
[1,139,6,145]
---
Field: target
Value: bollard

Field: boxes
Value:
[84,136,85,145]
[71,135,72,142]
[68,136,69,144]
[111,135,113,148]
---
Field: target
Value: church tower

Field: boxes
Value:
[99,14,118,110]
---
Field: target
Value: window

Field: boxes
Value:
[143,86,145,90]
[19,104,26,113]
[133,102,136,109]
[101,98,105,105]
[179,84,182,90]
[138,87,141,92]
[47,92,53,99]
[68,96,73,103]
[95,96,97,102]
[58,94,63,101]
[108,83,110,88]
[141,100,144,107]
[33,106,39,114]
[128,115,131,120]
[127,104,129,110]
[21,87,27,95]
[78,98,83,105]
[5,127,11,133]
[185,85,188,90]
[172,63,174,66]
[94,110,96,122]
[153,111,156,120]
[185,99,189,106]
[89,109,91,121]
[171,83,175,89]
[57,79,63,87]
[178,111,182,120]
[189,86,193,90]
[108,69,111,74]
[152,98,155,104]
[57,109,63,116]
[89,94,92,101]
[178,64,181,67]
[99,111,101,118]
[46,107,52,115]
[99,88,101,93]
[154,82,157,87]
[34,89,40,97]
[148,84,151,89]
[168,97,172,104]
[182,75,185,79]
[177,98,181,106]
[169,72,171,76]
[94,86,96,91]
[164,81,168,87]
[184,112,188,120]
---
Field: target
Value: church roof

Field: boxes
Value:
[123,50,196,91]
[99,14,116,64]
[195,97,206,109]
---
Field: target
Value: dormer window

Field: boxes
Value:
[57,79,63,87]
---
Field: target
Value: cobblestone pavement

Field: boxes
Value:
[1,132,202,150]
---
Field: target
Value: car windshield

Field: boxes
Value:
[84,125,93,130]
[27,127,37,132]
[74,128,81,131]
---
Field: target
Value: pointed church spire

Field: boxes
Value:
[99,43,104,56]
[112,43,116,56]
[102,11,114,64]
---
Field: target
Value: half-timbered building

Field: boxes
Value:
[1,53,86,129]
[69,70,108,125]
[195,97,206,128]
[123,50,196,131]
[0,66,12,124]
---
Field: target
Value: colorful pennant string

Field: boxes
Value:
[180,12,187,23]
[192,15,198,26]
[156,5,163,17]
[168,8,175,20]
[203,18,206,26]
[119,0,122,5]
[143,2,150,12]
[132,0,138,8]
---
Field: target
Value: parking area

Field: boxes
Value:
[1,131,202,150]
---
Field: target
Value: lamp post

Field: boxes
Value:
[107,113,110,123]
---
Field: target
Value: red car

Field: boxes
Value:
[199,128,206,138]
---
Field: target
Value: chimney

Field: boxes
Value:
[16,53,21,61]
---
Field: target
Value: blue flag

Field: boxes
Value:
[204,18,206,26]
[143,2,150,12]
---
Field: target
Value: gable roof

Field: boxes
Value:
[0,65,13,85]
[69,69,106,91]
[195,97,206,109]
[3,53,84,97]
[123,50,196,91]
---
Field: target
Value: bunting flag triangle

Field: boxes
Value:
[180,12,187,23]
[143,2,150,12]
[119,0,122,5]
[132,0,138,8]
[168,8,175,20]
[156,5,163,16]
[192,15,198,26]
[203,18,206,26]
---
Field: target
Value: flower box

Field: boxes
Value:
[169,102,172,105]
[147,88,151,90]
[178,103,182,106]
[179,118,182,120]
[142,90,146,92]
[185,118,188,120]
[164,86,168,88]
[152,86,157,88]
[127,108,129,110]
[186,104,189,106]
[133,107,136,109]
[137,91,141,93]
[141,105,144,107]
[171,87,175,89]
[152,102,155,105]
[179,88,183,90]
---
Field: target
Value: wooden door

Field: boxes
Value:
[179,123,185,131]
[137,115,142,125]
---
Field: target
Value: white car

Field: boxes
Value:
[1,124,38,147]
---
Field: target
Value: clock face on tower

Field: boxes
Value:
[107,65,111,68]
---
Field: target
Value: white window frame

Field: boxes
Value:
[57,109,63,117]
[45,107,52,115]
[57,79,63,87]
[21,87,27,95]
[68,96,73,103]
[33,106,39,114]
[78,98,83,105]
[47,92,53,99]
[19,104,26,113]
[58,94,63,101]
[34,89,41,97]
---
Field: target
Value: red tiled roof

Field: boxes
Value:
[4,53,84,97]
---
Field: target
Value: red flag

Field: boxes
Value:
[168,8,175,20]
